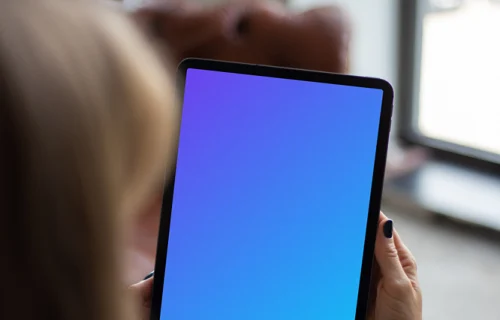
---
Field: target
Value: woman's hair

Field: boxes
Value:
[0,0,178,319]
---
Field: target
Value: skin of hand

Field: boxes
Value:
[367,212,422,320]
[130,276,154,320]
[129,213,422,320]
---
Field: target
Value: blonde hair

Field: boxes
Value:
[0,0,178,319]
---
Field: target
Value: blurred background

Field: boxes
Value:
[126,0,500,318]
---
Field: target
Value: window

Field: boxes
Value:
[398,0,500,165]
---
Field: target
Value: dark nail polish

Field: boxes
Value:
[383,220,393,238]
[144,271,154,280]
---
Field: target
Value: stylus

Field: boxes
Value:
[143,271,154,281]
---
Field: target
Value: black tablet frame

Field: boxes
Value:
[150,58,394,320]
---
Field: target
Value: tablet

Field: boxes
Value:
[150,59,393,320]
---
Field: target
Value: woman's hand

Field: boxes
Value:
[367,212,422,320]
[130,274,154,320]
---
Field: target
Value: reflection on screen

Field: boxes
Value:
[160,69,384,320]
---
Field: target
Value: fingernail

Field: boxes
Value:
[383,220,393,238]
[144,271,154,280]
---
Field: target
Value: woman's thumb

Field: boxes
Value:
[375,219,406,280]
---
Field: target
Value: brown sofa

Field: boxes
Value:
[135,0,351,73]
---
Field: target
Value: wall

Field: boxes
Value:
[123,0,143,10]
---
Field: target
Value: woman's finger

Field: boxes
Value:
[374,215,407,282]
[393,229,418,283]
[378,211,389,223]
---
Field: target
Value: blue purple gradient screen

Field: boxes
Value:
[160,68,384,319]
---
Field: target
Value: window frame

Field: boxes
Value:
[396,0,500,172]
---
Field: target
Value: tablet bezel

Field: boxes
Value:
[150,58,394,320]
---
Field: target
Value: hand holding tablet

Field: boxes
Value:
[367,212,422,320]
[149,59,420,320]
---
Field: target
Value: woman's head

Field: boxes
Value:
[0,0,177,319]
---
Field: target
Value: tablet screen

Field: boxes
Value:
[160,68,384,319]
